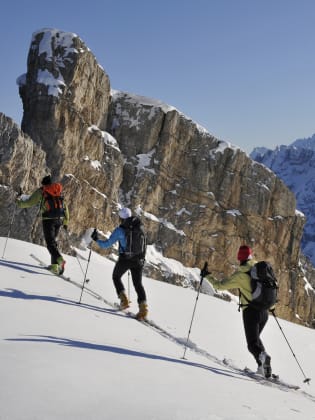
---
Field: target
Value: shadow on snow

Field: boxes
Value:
[0,288,121,316]
[6,334,246,381]
[0,258,45,274]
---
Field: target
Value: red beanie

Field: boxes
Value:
[237,245,253,261]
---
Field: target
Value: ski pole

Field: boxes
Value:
[30,198,44,239]
[62,228,87,280]
[77,245,92,304]
[2,202,17,259]
[182,262,208,359]
[128,269,131,301]
[272,311,311,384]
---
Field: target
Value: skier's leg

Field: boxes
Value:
[42,219,61,264]
[242,307,265,364]
[130,259,148,320]
[129,260,146,304]
[112,259,129,296]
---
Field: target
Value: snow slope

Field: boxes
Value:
[1,238,315,420]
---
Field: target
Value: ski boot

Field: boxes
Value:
[57,257,66,275]
[136,301,148,321]
[119,291,130,310]
[48,264,60,275]
[258,351,272,378]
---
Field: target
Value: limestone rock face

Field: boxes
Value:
[17,29,122,238]
[0,28,314,327]
[107,91,315,326]
[0,112,47,243]
[18,29,111,176]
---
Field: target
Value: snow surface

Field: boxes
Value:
[1,237,315,420]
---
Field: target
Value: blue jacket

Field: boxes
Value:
[96,226,127,254]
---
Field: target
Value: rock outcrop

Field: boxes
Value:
[0,28,314,327]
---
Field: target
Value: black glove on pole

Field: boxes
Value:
[182,262,208,359]
[200,264,210,278]
[91,228,98,241]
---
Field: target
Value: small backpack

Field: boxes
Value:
[121,217,147,259]
[41,183,66,218]
[241,261,278,310]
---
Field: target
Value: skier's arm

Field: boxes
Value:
[96,227,126,249]
[63,203,70,227]
[206,271,244,291]
[16,189,42,209]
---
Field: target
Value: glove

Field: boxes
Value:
[200,268,210,278]
[200,262,210,278]
[91,228,99,241]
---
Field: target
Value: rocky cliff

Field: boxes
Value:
[0,28,314,327]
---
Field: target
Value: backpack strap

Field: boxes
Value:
[238,290,251,311]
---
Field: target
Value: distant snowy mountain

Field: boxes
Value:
[291,133,315,151]
[251,135,315,265]
[250,146,270,160]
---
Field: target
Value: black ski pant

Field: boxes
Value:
[112,257,146,304]
[42,218,63,264]
[242,306,269,365]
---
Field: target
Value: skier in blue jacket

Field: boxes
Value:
[91,207,148,320]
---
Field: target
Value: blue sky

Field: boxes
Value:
[1,0,315,153]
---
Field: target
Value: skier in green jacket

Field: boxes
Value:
[203,245,272,378]
[17,175,69,274]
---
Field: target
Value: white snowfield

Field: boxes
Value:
[1,237,315,420]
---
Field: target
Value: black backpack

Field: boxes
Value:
[241,261,278,310]
[121,217,147,260]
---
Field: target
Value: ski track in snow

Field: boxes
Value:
[30,253,315,401]
[1,238,315,420]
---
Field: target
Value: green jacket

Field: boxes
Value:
[206,259,257,308]
[17,188,69,225]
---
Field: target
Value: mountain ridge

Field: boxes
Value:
[0,28,314,326]
[251,134,315,266]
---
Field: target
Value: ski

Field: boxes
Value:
[113,303,149,323]
[244,366,279,379]
[221,358,301,391]
[30,254,71,281]
[242,367,300,390]
[30,254,98,301]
